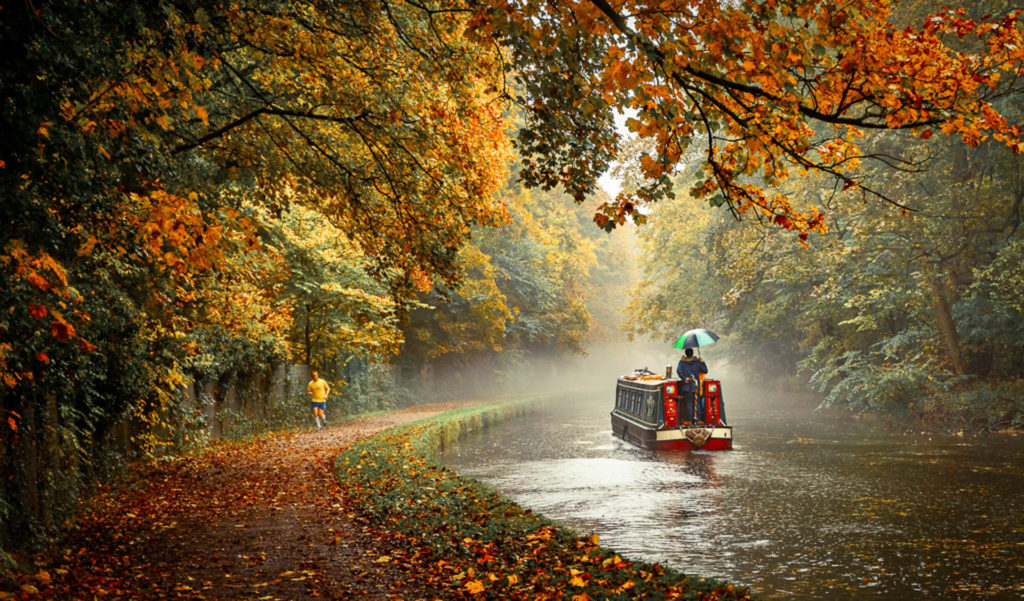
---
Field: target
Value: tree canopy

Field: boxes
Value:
[473,0,1023,234]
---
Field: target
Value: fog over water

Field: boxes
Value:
[440,344,1024,600]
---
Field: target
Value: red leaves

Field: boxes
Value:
[773,214,793,228]
[50,320,73,341]
[28,304,47,320]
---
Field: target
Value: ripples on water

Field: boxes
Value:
[441,391,1024,600]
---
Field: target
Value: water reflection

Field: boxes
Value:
[441,391,1024,600]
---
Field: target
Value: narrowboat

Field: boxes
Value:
[611,369,732,451]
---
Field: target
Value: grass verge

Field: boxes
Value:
[336,396,752,600]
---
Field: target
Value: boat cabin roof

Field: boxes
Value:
[617,375,678,391]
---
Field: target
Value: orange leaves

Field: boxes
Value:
[639,154,663,179]
[0,240,97,386]
[124,188,232,280]
[409,267,433,293]
[481,0,1024,239]
[4,241,70,294]
[193,104,209,126]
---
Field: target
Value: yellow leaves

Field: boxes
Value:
[464,579,485,594]
[410,267,433,293]
[194,104,209,126]
[601,554,628,570]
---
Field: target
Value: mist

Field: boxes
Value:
[402,335,821,425]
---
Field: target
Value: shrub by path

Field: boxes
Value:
[15,402,480,600]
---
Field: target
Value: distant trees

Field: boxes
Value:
[399,184,634,385]
[624,116,1024,428]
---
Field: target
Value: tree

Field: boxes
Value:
[470,0,1024,234]
[399,183,603,380]
[0,0,511,551]
[271,205,404,371]
[625,126,1024,425]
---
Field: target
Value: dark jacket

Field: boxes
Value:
[676,357,708,392]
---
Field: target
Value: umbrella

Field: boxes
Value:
[672,328,720,351]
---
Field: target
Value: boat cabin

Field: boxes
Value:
[611,370,732,451]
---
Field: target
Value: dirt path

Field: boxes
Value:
[34,402,479,600]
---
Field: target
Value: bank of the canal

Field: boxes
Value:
[441,389,1024,600]
[336,395,752,599]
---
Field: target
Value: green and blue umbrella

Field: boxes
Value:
[672,328,720,350]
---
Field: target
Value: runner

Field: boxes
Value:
[307,370,330,430]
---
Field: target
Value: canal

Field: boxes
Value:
[440,384,1024,600]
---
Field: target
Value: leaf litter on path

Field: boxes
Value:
[21,402,479,600]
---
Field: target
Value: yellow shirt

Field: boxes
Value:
[308,379,330,402]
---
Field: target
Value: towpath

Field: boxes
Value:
[25,402,479,600]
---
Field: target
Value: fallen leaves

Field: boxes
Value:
[336,400,753,599]
[6,400,747,600]
[3,407,463,600]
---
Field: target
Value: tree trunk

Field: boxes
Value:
[304,303,311,366]
[930,276,962,374]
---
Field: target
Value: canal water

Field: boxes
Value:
[440,386,1024,600]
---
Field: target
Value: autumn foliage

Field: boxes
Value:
[473,0,1024,233]
[337,400,751,600]
[0,0,511,553]
[3,0,1023,567]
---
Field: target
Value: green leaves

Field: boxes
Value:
[625,117,1024,427]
